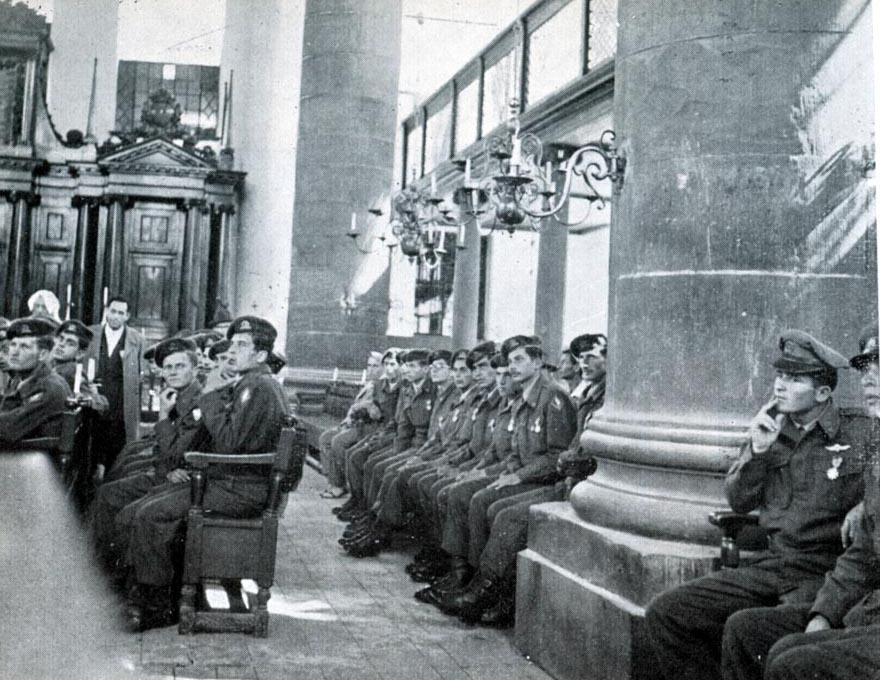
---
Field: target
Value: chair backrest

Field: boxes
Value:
[276,415,308,493]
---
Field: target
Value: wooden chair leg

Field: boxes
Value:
[254,586,271,638]
[178,584,197,634]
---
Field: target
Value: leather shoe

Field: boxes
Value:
[408,561,450,583]
[332,497,359,516]
[345,532,389,558]
[437,576,501,623]
[480,595,514,628]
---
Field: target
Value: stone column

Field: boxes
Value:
[285,0,403,367]
[178,199,209,331]
[516,2,876,679]
[103,195,128,300]
[70,195,95,322]
[451,222,482,347]
[3,191,38,317]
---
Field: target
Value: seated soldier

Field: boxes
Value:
[202,338,237,393]
[333,349,403,516]
[0,318,10,393]
[644,329,872,680]
[51,320,108,414]
[0,318,71,445]
[718,323,880,680]
[90,337,206,575]
[318,350,385,498]
[434,334,607,624]
[121,316,289,631]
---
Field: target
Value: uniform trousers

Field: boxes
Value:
[366,449,414,509]
[321,422,376,489]
[373,455,425,526]
[91,471,165,570]
[345,440,390,504]
[765,623,880,680]
[422,473,463,541]
[479,484,562,578]
[644,553,833,680]
[440,477,497,557]
[362,446,405,507]
[125,477,267,586]
[719,604,811,680]
[465,482,547,570]
[105,438,155,482]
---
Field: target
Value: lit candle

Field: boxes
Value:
[66,283,72,305]
[464,158,472,185]
[431,173,438,196]
[102,287,108,306]
[360,369,367,385]
[437,230,446,251]
[86,358,95,381]
[471,188,480,211]
[510,136,522,168]
[73,363,83,396]
[332,367,339,382]
[545,161,552,183]
[350,212,357,233]
[457,222,466,243]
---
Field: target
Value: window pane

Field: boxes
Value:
[454,78,479,152]
[588,0,618,68]
[527,0,584,105]
[0,57,26,145]
[424,102,452,173]
[482,51,515,134]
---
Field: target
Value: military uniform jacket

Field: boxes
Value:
[152,380,206,476]
[506,373,578,483]
[0,362,71,445]
[372,378,401,431]
[427,381,462,442]
[197,363,288,474]
[466,388,505,457]
[726,403,870,566]
[810,421,880,627]
[437,383,491,458]
[478,400,515,469]
[394,378,434,452]
[574,376,605,445]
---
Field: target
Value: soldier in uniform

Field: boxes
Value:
[90,337,206,577]
[644,329,872,680]
[50,320,108,413]
[0,318,12,393]
[0,318,71,445]
[122,316,288,631]
[715,324,880,680]
[436,333,608,624]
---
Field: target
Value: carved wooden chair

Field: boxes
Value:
[178,416,307,637]
[16,400,83,487]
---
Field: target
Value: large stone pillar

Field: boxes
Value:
[286,0,402,367]
[516,2,876,679]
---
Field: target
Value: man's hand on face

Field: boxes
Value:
[805,615,831,634]
[748,399,785,454]
[489,472,521,490]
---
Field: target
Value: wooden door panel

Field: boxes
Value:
[29,204,78,309]
[128,253,178,340]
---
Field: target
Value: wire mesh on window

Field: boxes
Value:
[588,0,618,68]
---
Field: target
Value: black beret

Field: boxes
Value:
[850,324,879,370]
[570,333,607,358]
[208,339,231,361]
[501,334,541,358]
[154,337,198,367]
[467,340,497,368]
[267,350,287,375]
[428,349,453,365]
[772,329,849,374]
[56,319,94,345]
[404,348,430,364]
[7,317,58,339]
[382,347,402,362]
[490,352,509,369]
[227,316,277,347]
[397,350,410,364]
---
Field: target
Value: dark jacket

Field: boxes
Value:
[0,362,71,444]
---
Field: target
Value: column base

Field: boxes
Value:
[515,502,718,680]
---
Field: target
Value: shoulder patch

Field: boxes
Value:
[552,396,563,410]
[28,392,43,403]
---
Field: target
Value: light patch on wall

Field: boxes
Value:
[484,230,539,339]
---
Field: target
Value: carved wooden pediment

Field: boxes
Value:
[99,137,214,176]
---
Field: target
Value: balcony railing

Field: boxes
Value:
[401,0,618,186]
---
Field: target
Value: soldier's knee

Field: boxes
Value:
[765,644,813,680]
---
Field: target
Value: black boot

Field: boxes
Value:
[413,557,472,605]
[437,574,502,623]
[480,594,515,628]
[332,496,361,516]
[125,584,178,632]
[345,522,391,557]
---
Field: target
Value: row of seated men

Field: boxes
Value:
[319,332,608,627]
[318,323,880,679]
[0,312,292,632]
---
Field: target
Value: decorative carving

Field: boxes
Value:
[0,1,50,35]
[45,213,64,241]
[137,88,183,139]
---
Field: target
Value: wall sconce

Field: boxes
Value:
[459,100,625,231]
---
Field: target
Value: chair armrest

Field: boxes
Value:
[184,452,275,468]
[708,511,759,536]
[13,437,60,451]
[708,511,760,569]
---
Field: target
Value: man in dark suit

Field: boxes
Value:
[86,296,144,479]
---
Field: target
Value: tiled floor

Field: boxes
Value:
[112,467,552,680]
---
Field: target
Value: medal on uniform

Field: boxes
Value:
[507,418,514,432]
[488,418,496,431]
[826,456,843,480]
[452,409,459,422]
[426,400,432,411]
[192,408,202,421]
[532,417,542,433]
[240,387,251,405]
